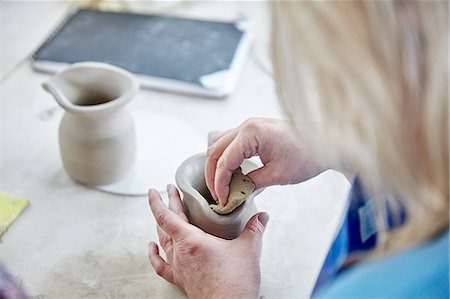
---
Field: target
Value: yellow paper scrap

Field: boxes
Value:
[0,192,29,236]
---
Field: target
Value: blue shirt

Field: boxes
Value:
[313,229,449,298]
[314,177,407,289]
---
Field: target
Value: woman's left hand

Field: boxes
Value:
[147,185,270,299]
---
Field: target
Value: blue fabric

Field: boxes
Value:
[314,177,408,291]
[313,229,449,299]
[314,215,350,289]
[346,178,377,251]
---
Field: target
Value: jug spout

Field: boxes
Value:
[42,78,75,112]
[41,62,139,115]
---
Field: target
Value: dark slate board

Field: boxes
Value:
[33,9,244,85]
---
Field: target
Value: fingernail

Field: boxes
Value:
[258,213,269,227]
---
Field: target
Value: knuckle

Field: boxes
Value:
[186,244,200,256]
[210,153,221,164]
[156,213,168,228]
[217,157,227,171]
[248,222,264,236]
[242,117,265,133]
[242,118,260,131]
[160,234,171,247]
[179,239,201,256]
[155,264,166,277]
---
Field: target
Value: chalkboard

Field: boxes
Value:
[33,9,245,87]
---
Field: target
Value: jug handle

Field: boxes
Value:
[42,80,77,112]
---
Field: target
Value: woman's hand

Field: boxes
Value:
[148,185,269,299]
[205,118,325,206]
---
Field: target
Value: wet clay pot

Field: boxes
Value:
[176,153,263,239]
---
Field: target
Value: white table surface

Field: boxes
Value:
[0,2,350,298]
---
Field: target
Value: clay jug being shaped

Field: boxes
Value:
[42,62,139,186]
[176,153,263,239]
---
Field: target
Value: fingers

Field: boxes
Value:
[213,138,249,205]
[205,129,238,201]
[156,185,188,261]
[167,184,188,222]
[148,189,193,241]
[237,212,270,247]
[148,241,175,284]
[157,225,173,261]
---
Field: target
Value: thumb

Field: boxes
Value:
[238,212,270,245]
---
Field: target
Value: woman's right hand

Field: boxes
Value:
[205,118,325,206]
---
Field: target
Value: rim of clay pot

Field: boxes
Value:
[42,62,139,115]
[175,153,263,225]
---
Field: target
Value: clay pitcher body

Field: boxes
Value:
[42,62,139,186]
[176,153,263,239]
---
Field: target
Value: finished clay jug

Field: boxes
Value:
[42,62,139,186]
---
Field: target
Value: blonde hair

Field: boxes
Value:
[272,1,448,252]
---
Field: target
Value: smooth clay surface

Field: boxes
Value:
[42,62,139,186]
